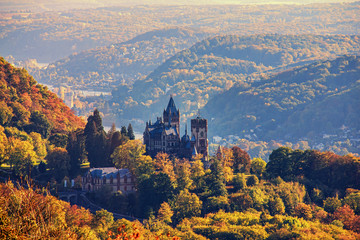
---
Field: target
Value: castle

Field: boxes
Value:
[143,96,208,159]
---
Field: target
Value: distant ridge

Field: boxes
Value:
[111,34,360,126]
[203,55,360,140]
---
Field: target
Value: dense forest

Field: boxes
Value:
[2,143,360,239]
[0,57,84,176]
[111,35,360,124]
[1,58,360,239]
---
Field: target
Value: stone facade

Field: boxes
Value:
[82,167,135,194]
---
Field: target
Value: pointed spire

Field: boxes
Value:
[165,95,178,116]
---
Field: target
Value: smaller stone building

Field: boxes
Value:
[82,167,135,194]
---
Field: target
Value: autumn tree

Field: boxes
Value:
[157,202,174,224]
[155,152,176,182]
[294,203,312,220]
[190,157,206,192]
[175,159,193,191]
[111,140,153,176]
[232,146,251,173]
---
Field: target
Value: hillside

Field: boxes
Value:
[111,35,360,126]
[1,3,359,63]
[203,55,360,142]
[36,27,211,90]
[0,57,84,134]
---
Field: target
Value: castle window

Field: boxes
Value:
[200,132,204,137]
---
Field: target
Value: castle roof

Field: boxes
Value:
[87,167,131,179]
[165,126,178,136]
[164,95,179,116]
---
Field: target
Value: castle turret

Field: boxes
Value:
[191,116,208,158]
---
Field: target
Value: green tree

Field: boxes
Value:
[269,197,286,215]
[67,129,86,177]
[323,197,342,214]
[121,126,127,136]
[92,209,114,239]
[343,192,360,215]
[26,111,52,138]
[0,101,13,126]
[266,147,300,180]
[247,175,259,186]
[109,131,127,155]
[208,158,227,197]
[251,158,266,177]
[127,123,135,140]
[29,132,47,159]
[48,133,68,148]
[0,126,8,165]
[46,147,70,181]
[7,137,37,176]
[204,195,230,213]
[84,110,109,167]
[171,189,202,223]
[233,173,247,191]
[137,172,174,218]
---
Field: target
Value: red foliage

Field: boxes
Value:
[0,57,84,132]
[333,204,360,233]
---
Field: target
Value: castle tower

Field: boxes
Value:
[191,116,208,158]
[163,95,180,131]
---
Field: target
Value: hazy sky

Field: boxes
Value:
[1,0,358,11]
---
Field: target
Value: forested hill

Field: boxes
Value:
[111,35,360,124]
[203,55,360,141]
[0,57,84,135]
[36,27,211,90]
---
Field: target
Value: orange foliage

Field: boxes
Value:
[0,57,84,133]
